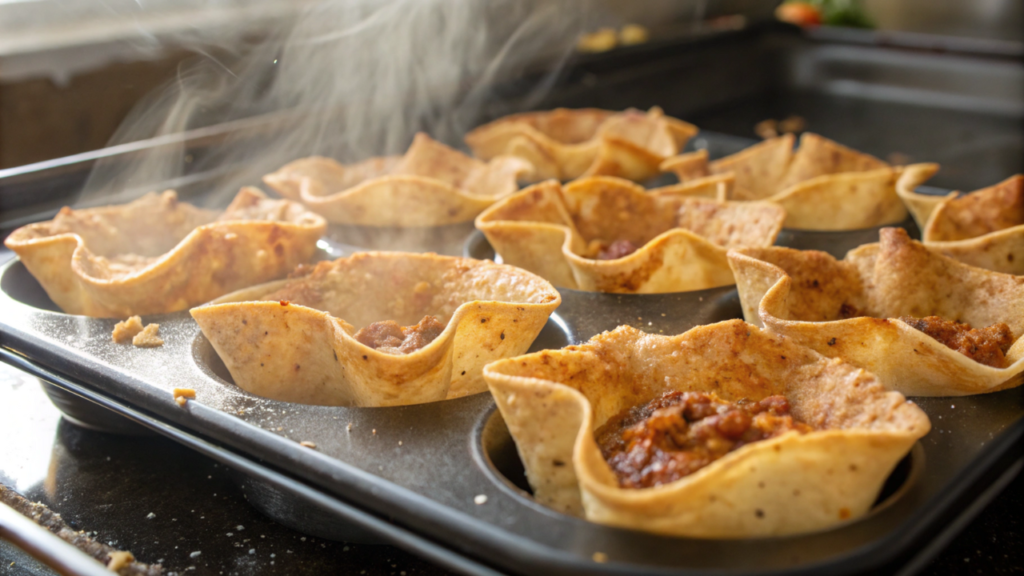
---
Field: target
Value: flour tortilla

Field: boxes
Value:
[476,176,783,293]
[191,252,560,406]
[729,227,1024,396]
[483,319,929,537]
[660,133,905,230]
[465,107,697,182]
[897,166,1024,274]
[4,188,325,317]
[263,133,531,226]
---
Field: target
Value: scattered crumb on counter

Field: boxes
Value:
[398,440,403,446]
[132,323,164,348]
[107,551,135,571]
[372,429,377,435]
[112,316,144,343]
[300,441,317,449]
[2,483,163,575]
[173,388,196,407]
[593,552,608,563]
[473,494,488,505]
[346,422,353,432]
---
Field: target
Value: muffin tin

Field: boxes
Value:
[3,184,1024,574]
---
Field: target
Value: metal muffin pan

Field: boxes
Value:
[3,199,1024,576]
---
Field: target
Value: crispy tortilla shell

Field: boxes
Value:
[729,227,1024,396]
[191,252,560,406]
[483,320,929,537]
[660,133,905,231]
[897,166,1024,274]
[475,176,783,293]
[465,107,698,182]
[4,188,325,317]
[263,133,531,226]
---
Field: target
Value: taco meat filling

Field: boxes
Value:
[354,315,446,355]
[591,239,638,260]
[595,391,812,489]
[898,316,1014,368]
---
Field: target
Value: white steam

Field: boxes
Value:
[78,0,606,208]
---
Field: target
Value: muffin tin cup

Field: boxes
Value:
[4,246,1024,574]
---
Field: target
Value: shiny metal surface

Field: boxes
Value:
[3,244,1024,574]
[0,363,452,576]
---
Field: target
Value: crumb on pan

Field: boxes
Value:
[112,316,144,343]
[107,551,135,571]
[132,323,164,348]
[577,27,617,53]
[299,441,317,449]
[618,24,649,46]
[592,552,608,563]
[173,388,196,407]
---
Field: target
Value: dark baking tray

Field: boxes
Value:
[3,246,1024,576]
[3,21,1024,576]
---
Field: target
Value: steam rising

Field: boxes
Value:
[79,0,603,208]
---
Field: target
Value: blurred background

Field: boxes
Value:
[0,0,1019,169]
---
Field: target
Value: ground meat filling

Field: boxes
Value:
[899,316,1014,368]
[590,239,639,260]
[595,391,812,489]
[354,315,446,355]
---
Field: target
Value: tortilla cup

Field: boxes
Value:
[263,133,531,227]
[729,227,1024,396]
[465,107,698,182]
[483,319,929,537]
[475,175,784,293]
[4,188,325,318]
[897,166,1024,274]
[191,252,560,407]
[660,133,908,231]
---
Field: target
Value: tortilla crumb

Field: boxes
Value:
[173,388,196,407]
[473,494,488,505]
[592,552,608,563]
[132,323,164,348]
[300,441,317,449]
[106,550,135,571]
[112,316,144,343]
